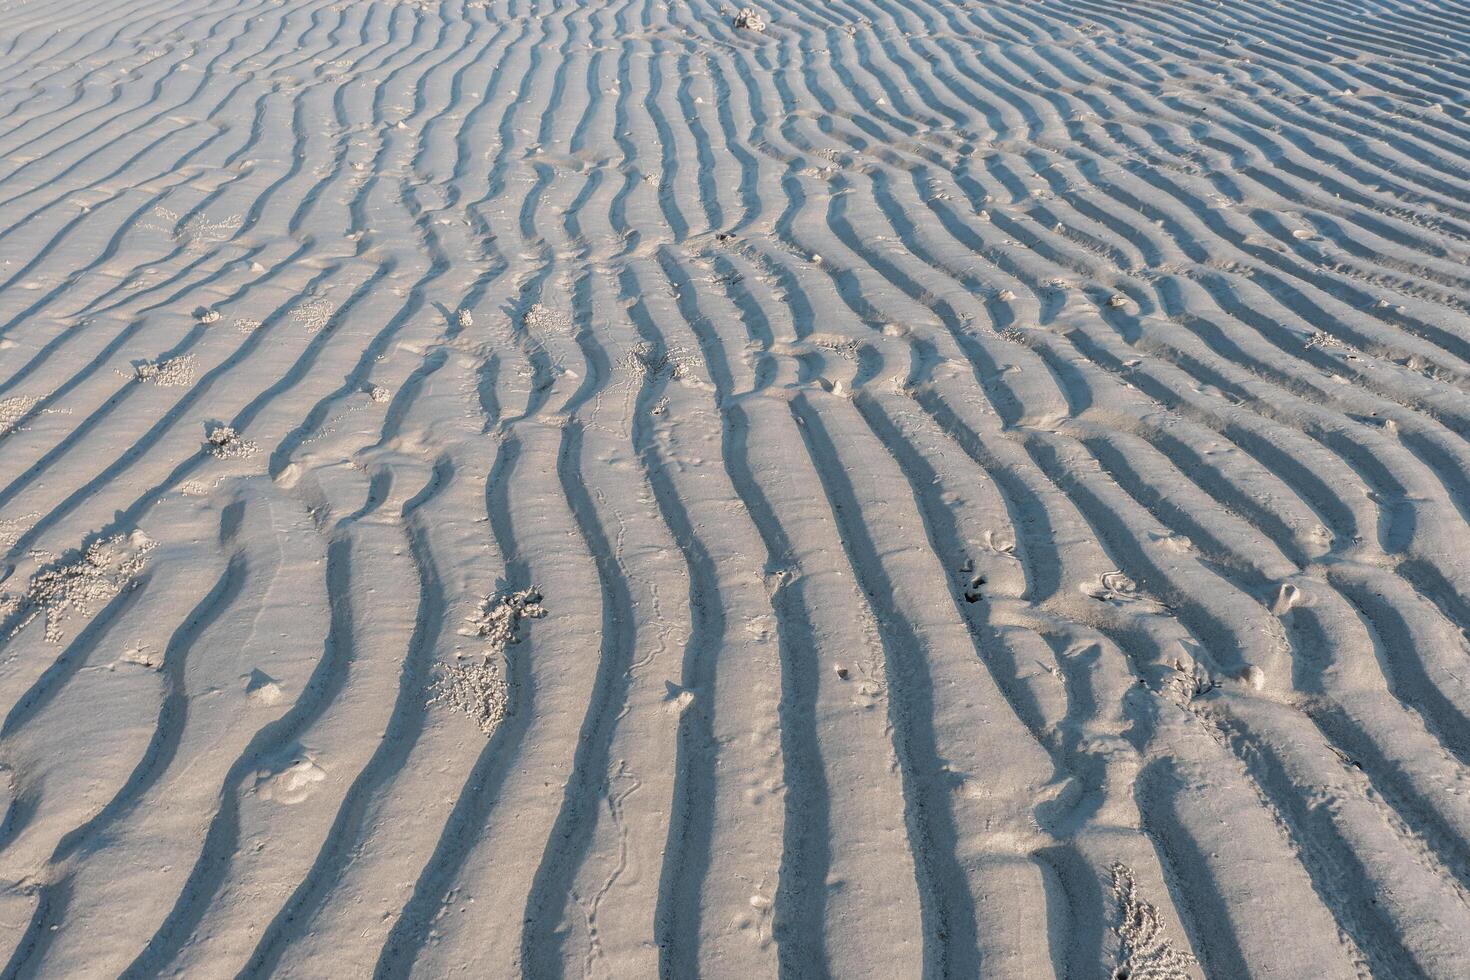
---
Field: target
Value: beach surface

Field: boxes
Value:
[1,0,1470,976]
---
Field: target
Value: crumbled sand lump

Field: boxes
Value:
[432,589,545,735]
[619,340,702,383]
[469,588,546,650]
[430,660,509,736]
[150,207,241,252]
[0,396,39,437]
[733,6,766,30]
[3,532,154,642]
[523,303,571,334]
[1304,330,1348,351]
[206,426,259,459]
[0,516,36,549]
[1111,863,1199,980]
[622,341,670,379]
[291,297,335,333]
[134,354,197,386]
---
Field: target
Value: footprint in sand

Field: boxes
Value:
[1089,570,1141,603]
[245,668,285,706]
[115,644,162,670]
[256,756,327,805]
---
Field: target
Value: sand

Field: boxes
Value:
[1,0,1469,976]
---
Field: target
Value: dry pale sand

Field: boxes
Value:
[0,0,1468,976]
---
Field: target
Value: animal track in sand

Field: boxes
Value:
[1,532,154,643]
[1164,658,1217,705]
[962,574,987,603]
[731,883,776,948]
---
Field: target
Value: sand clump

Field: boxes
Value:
[0,395,39,437]
[733,6,766,31]
[623,341,672,379]
[206,426,259,459]
[152,207,240,252]
[134,354,197,386]
[523,302,570,334]
[2,532,155,642]
[0,516,37,548]
[469,588,547,650]
[1110,863,1199,980]
[432,589,545,735]
[1304,330,1348,351]
[620,341,703,386]
[430,660,509,736]
[291,297,335,333]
